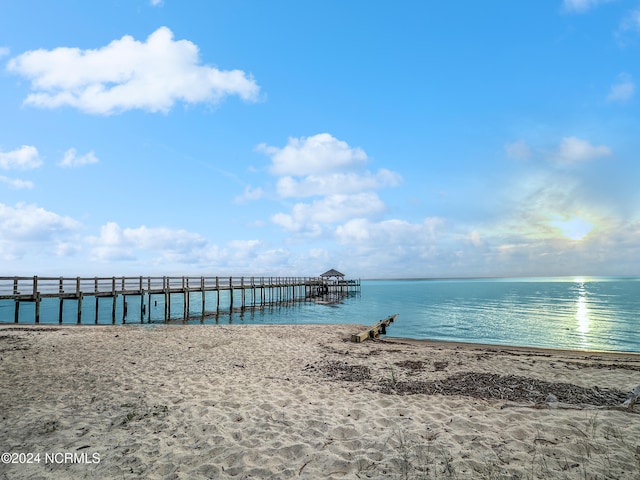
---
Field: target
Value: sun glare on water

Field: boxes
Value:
[575,281,590,334]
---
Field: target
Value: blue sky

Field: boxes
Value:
[1,0,639,278]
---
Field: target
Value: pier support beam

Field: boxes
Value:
[35,294,41,324]
[77,293,83,324]
[201,277,206,317]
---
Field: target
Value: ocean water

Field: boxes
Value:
[1,277,638,353]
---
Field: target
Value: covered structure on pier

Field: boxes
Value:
[320,269,345,280]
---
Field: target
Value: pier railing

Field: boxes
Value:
[0,275,360,324]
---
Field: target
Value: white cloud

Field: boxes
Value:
[150,0,163,6]
[271,193,387,233]
[336,217,444,246]
[0,176,34,189]
[87,221,208,261]
[227,239,261,253]
[7,26,260,115]
[260,133,368,177]
[607,73,635,103]
[0,145,42,170]
[58,148,99,167]
[257,133,403,237]
[0,203,81,240]
[327,194,640,276]
[0,47,9,57]
[331,217,451,277]
[504,140,532,160]
[562,0,613,13]
[554,137,612,163]
[0,203,80,259]
[259,133,402,198]
[84,222,288,274]
[276,169,401,198]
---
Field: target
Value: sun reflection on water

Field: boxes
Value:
[575,280,590,335]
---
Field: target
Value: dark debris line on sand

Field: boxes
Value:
[380,372,628,406]
[317,361,628,407]
[312,360,372,383]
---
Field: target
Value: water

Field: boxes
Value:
[351,277,640,353]
[1,277,638,353]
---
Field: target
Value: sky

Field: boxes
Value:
[1,0,639,279]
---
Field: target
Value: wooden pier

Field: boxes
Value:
[0,276,361,325]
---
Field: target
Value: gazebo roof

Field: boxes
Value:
[320,269,345,278]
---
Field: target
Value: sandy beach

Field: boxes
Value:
[1,324,640,479]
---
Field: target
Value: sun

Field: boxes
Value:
[551,217,593,241]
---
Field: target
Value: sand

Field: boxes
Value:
[1,323,640,479]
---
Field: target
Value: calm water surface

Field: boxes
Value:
[2,277,638,353]
[352,277,640,353]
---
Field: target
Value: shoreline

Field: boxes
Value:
[382,335,640,359]
[2,324,640,479]
[3,322,640,357]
